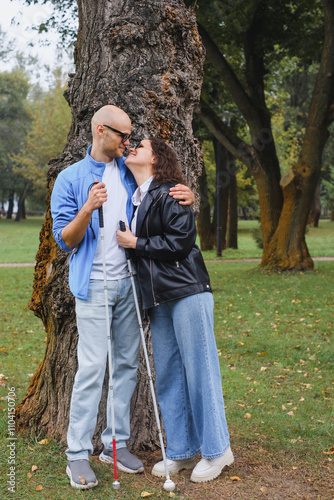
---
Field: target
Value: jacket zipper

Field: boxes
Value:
[146,214,159,306]
[89,220,96,239]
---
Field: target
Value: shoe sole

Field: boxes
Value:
[99,452,144,474]
[190,449,234,483]
[151,459,197,478]
[66,465,98,490]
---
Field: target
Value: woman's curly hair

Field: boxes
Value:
[149,137,186,185]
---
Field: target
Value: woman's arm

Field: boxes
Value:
[117,195,197,261]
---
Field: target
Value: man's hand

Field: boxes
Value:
[169,184,195,206]
[117,225,138,249]
[86,180,107,212]
[62,179,107,249]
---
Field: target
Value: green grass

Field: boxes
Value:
[201,219,334,260]
[1,217,334,264]
[207,261,334,460]
[0,217,44,263]
[0,263,333,498]
[0,218,334,497]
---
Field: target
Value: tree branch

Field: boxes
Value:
[197,99,253,170]
[198,22,260,128]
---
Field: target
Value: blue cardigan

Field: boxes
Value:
[51,146,136,300]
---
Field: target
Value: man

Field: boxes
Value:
[51,105,194,490]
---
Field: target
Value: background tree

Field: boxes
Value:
[16,0,204,453]
[0,67,31,218]
[191,0,334,270]
[12,69,71,215]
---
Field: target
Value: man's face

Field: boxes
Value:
[100,124,131,159]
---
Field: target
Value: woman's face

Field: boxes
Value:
[125,140,154,170]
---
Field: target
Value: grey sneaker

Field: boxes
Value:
[152,457,197,477]
[99,446,144,474]
[66,459,98,489]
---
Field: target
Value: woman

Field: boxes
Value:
[117,138,233,483]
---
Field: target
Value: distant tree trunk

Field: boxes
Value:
[309,180,321,228]
[15,0,204,453]
[15,181,30,222]
[211,140,229,253]
[6,189,14,219]
[227,153,238,249]
[197,162,215,250]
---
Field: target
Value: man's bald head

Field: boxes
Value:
[91,105,131,139]
[90,105,132,162]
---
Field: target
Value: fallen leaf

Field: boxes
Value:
[36,485,43,491]
[287,411,294,416]
[282,405,287,411]
[230,476,241,481]
[79,476,86,485]
[28,373,34,378]
[27,473,33,478]
[168,493,176,498]
[244,413,252,419]
[38,439,48,445]
[141,492,154,497]
[236,341,244,345]
[31,465,38,472]
[260,366,267,371]
[0,347,7,352]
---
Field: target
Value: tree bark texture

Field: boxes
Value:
[16,0,204,453]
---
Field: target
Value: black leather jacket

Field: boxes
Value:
[132,179,212,310]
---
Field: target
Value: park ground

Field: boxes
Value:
[0,217,333,499]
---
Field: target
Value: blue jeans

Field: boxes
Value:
[149,292,230,460]
[66,278,141,461]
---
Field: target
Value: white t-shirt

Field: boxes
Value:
[90,159,129,280]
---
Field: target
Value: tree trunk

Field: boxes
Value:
[309,180,321,227]
[6,189,14,219]
[15,181,30,222]
[213,140,229,253]
[15,0,204,453]
[197,161,215,251]
[227,153,238,249]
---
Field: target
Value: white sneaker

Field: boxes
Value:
[190,447,234,483]
[152,457,197,477]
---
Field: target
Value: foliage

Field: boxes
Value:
[12,71,71,205]
[22,0,78,46]
[0,67,31,207]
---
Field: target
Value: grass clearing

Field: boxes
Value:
[1,217,334,264]
[0,217,44,263]
[0,263,333,498]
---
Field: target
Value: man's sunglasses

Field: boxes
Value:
[103,124,131,143]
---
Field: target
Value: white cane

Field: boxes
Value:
[119,220,175,492]
[98,206,120,490]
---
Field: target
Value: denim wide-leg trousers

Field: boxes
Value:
[66,278,141,461]
[149,292,230,460]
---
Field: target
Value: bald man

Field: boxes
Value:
[51,105,194,490]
